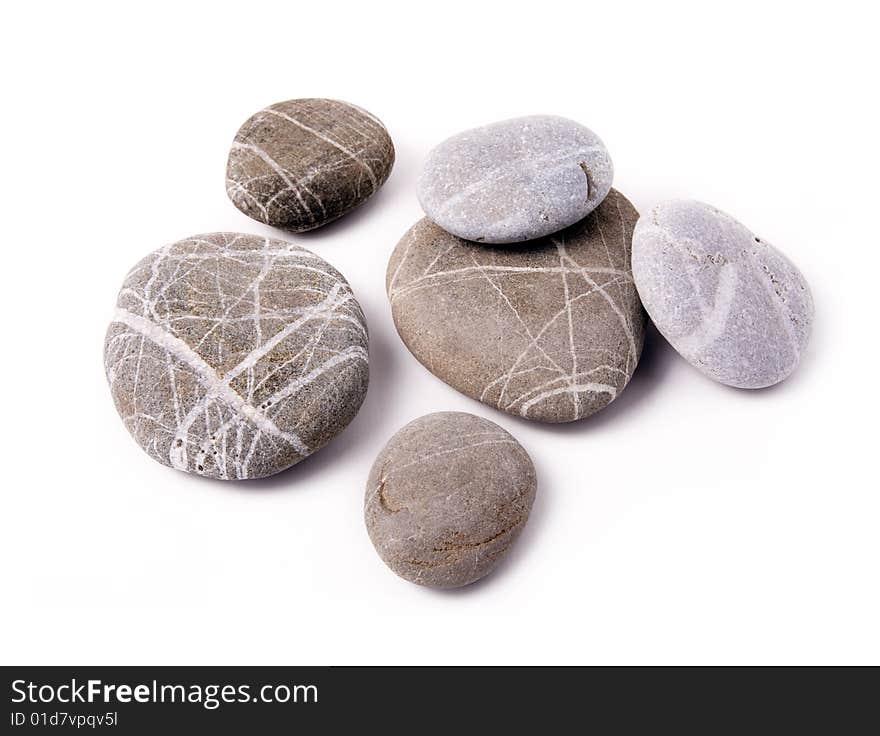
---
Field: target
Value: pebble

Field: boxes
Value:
[387,189,646,422]
[226,98,394,231]
[417,115,613,243]
[632,200,813,388]
[104,233,369,479]
[364,412,536,588]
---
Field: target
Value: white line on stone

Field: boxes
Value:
[111,308,310,466]
[519,383,617,417]
[262,107,378,189]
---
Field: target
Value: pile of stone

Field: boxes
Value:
[103,99,813,589]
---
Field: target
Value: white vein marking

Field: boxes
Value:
[230,141,316,222]
[519,383,617,416]
[389,263,631,303]
[262,107,378,188]
[555,238,638,363]
[112,308,309,459]
[165,283,352,468]
[676,262,738,354]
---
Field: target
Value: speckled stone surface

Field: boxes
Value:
[226,98,394,232]
[104,233,369,479]
[387,189,646,422]
[632,200,813,388]
[364,412,536,588]
[417,115,613,244]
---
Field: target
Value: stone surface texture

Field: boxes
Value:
[226,98,394,232]
[417,115,613,243]
[364,412,536,588]
[632,200,813,388]
[387,189,646,423]
[104,233,369,479]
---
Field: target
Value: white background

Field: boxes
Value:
[1,1,877,665]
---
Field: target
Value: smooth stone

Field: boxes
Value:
[387,189,646,423]
[417,115,613,244]
[226,98,394,232]
[104,233,369,479]
[632,200,813,388]
[364,412,536,588]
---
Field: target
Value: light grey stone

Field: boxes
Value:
[226,98,395,232]
[632,200,813,388]
[387,189,646,423]
[364,412,536,588]
[104,233,369,479]
[417,115,613,243]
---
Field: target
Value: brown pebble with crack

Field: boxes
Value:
[364,412,537,588]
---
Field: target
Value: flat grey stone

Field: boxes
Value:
[364,412,536,588]
[226,98,394,232]
[417,115,613,243]
[104,233,369,479]
[387,189,646,423]
[632,200,813,388]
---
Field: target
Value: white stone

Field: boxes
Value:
[632,200,813,388]
[417,115,613,244]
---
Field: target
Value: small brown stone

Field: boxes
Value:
[226,98,395,232]
[364,412,537,588]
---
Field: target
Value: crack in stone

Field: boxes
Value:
[433,517,525,552]
[376,468,404,513]
[579,161,593,203]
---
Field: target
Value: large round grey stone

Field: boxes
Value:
[417,115,613,243]
[226,98,395,232]
[104,233,369,479]
[632,200,813,388]
[364,412,537,588]
[387,189,646,423]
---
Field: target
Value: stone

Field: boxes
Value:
[417,115,613,243]
[104,233,369,479]
[631,200,814,388]
[364,412,536,588]
[387,189,646,423]
[226,98,395,232]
